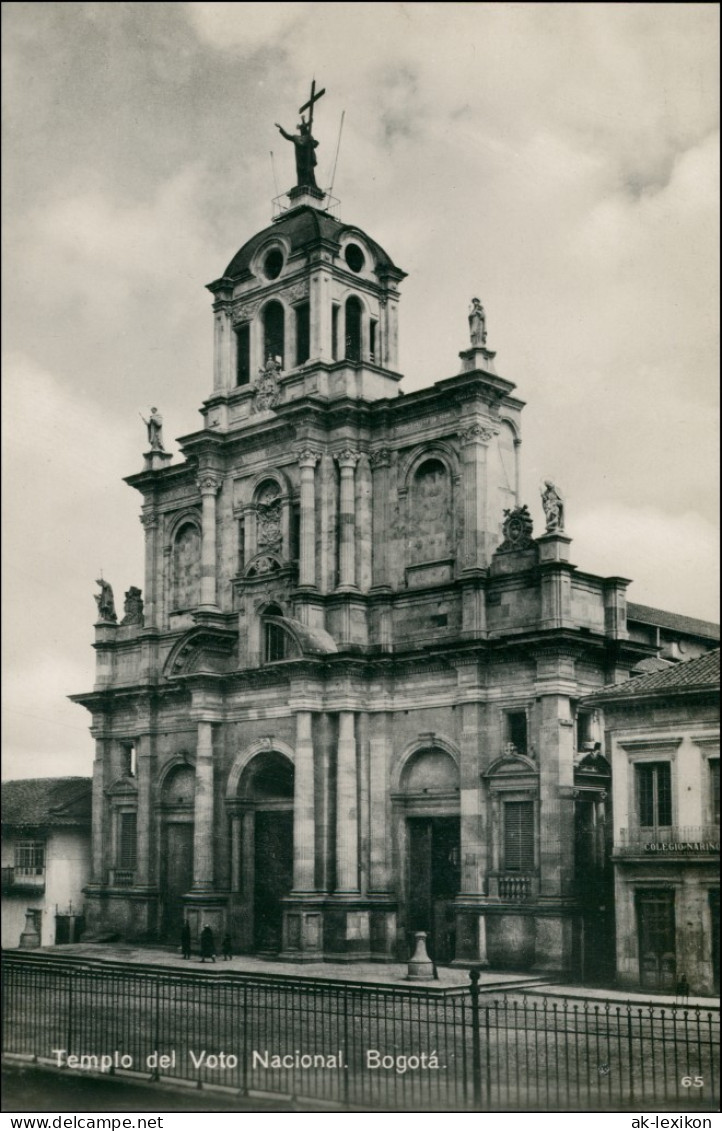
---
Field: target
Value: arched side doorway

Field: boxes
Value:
[231,750,294,953]
[393,747,460,964]
[158,763,195,939]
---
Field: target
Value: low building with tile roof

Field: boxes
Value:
[1,777,92,949]
[582,652,720,995]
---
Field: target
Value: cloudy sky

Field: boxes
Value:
[3,2,719,780]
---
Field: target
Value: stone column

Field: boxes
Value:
[293,711,316,891]
[336,711,359,892]
[297,450,320,588]
[230,813,242,893]
[212,303,233,393]
[139,512,158,626]
[335,450,360,589]
[135,733,154,885]
[460,422,495,570]
[370,449,392,589]
[192,721,214,890]
[91,738,107,884]
[460,701,486,894]
[197,475,221,609]
[369,713,392,891]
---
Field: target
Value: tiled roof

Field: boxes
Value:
[627,602,720,641]
[585,649,719,702]
[1,777,92,829]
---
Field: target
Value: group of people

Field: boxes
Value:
[181,921,232,962]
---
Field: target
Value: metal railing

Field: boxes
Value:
[615,826,720,856]
[1,867,45,892]
[1,953,718,1112]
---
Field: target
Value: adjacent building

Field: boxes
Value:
[583,650,720,995]
[1,777,92,948]
[69,118,719,976]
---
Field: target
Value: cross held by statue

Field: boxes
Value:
[299,79,325,133]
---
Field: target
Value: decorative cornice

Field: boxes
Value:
[139,513,158,529]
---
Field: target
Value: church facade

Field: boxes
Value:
[71,147,716,973]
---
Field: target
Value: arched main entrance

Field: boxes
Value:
[395,747,460,964]
[234,750,294,953]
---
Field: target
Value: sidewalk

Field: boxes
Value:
[14,942,719,1009]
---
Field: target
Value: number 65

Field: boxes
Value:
[681,1076,704,1087]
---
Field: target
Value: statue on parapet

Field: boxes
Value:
[142,407,165,452]
[468,297,487,347]
[94,578,117,623]
[541,480,565,533]
[120,586,144,626]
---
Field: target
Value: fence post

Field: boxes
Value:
[65,970,73,1063]
[469,968,482,1110]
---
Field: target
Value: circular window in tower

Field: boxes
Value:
[344,243,366,273]
[263,247,284,280]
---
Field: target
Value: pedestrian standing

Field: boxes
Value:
[181,920,192,960]
[221,932,232,960]
[200,924,216,963]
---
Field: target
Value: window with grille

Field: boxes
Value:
[15,842,45,876]
[118,812,137,870]
[636,762,672,827]
[503,801,534,872]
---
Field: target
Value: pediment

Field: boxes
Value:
[484,752,538,778]
[163,625,238,679]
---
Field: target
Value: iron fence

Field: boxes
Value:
[1,953,719,1112]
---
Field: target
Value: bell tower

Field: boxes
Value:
[204,87,406,433]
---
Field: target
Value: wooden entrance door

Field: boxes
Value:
[407,817,460,963]
[162,822,194,939]
[637,890,676,990]
[253,810,293,952]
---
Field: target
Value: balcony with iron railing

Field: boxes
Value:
[614,826,720,859]
[1,866,46,893]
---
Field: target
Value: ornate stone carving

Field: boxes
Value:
[370,448,392,468]
[334,449,361,469]
[94,578,117,623]
[541,480,565,532]
[496,505,534,553]
[197,475,222,496]
[120,587,144,626]
[139,512,158,529]
[252,356,283,413]
[232,299,260,324]
[297,448,321,468]
[460,422,496,446]
[256,499,282,549]
[284,280,309,305]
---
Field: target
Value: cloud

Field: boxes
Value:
[573,502,719,621]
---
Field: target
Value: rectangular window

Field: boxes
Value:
[15,842,45,876]
[265,620,287,663]
[295,302,310,365]
[503,801,534,872]
[235,324,250,386]
[370,318,378,363]
[576,711,594,750]
[506,712,527,755]
[637,762,672,827]
[122,742,136,778]
[331,304,340,360]
[118,812,137,870]
[710,759,720,825]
